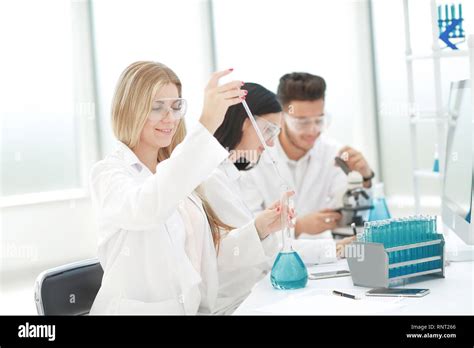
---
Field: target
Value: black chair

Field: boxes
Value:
[34,258,103,315]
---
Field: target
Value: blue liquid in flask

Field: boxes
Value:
[271,251,308,290]
[270,191,308,290]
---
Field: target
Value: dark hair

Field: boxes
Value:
[214,82,282,151]
[277,72,326,106]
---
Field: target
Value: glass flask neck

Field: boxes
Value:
[280,189,294,252]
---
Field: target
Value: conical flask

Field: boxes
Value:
[270,191,308,290]
[368,183,391,221]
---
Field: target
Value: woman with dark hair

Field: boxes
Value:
[201,83,354,313]
[200,83,288,313]
[214,83,282,170]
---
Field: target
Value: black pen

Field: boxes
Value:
[332,290,360,300]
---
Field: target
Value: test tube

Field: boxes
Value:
[383,220,390,248]
[372,221,380,245]
[405,216,414,275]
[426,215,433,258]
[401,217,409,276]
[415,216,423,272]
[384,220,391,262]
[426,215,434,255]
[421,215,430,272]
[394,218,402,277]
[388,221,396,279]
[366,222,373,243]
[380,220,387,245]
[413,216,422,273]
[426,215,434,270]
[413,216,421,272]
[430,215,442,269]
[405,217,413,275]
[359,222,369,242]
[392,218,401,277]
[380,220,394,277]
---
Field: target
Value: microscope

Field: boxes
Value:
[332,157,373,237]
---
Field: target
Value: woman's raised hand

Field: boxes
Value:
[199,69,247,134]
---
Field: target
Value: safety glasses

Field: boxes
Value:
[283,112,328,132]
[148,98,187,122]
[257,118,281,144]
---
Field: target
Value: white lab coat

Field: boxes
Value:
[240,135,348,239]
[201,159,338,271]
[89,123,270,315]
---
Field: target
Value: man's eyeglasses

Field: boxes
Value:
[283,112,328,131]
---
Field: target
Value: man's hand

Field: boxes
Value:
[295,209,342,238]
[337,146,373,188]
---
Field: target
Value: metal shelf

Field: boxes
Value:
[403,0,472,213]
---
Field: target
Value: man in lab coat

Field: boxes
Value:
[241,72,375,239]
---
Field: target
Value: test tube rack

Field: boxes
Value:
[347,235,445,288]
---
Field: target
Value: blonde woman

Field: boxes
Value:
[89,62,284,315]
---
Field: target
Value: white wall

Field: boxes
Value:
[1,199,98,279]
[0,0,100,283]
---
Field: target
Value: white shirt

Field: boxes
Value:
[89,123,241,315]
[286,145,312,195]
[240,135,348,239]
[201,159,337,270]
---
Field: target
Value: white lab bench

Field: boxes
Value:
[234,259,474,315]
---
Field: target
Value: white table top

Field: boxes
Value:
[234,259,474,315]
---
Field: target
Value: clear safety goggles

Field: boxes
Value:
[283,112,329,132]
[148,98,187,122]
[257,117,281,144]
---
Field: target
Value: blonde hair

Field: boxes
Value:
[111,61,232,251]
[111,61,186,160]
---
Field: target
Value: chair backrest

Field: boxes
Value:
[34,258,103,315]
